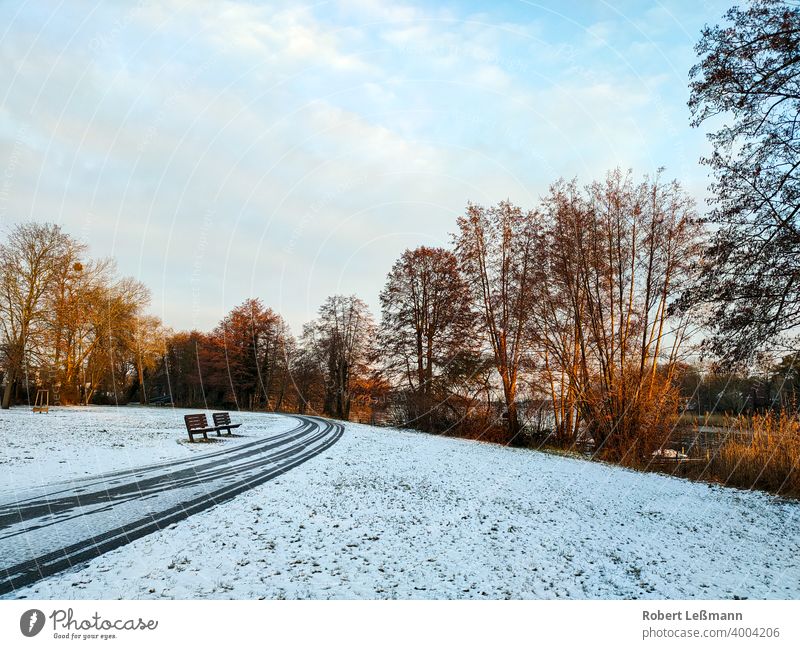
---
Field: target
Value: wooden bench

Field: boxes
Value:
[213,412,242,436]
[184,413,216,442]
[183,412,242,442]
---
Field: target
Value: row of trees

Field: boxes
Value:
[0,223,161,408]
[378,170,702,460]
[155,300,294,411]
[0,170,692,450]
[0,232,382,424]
[678,354,800,414]
[0,169,705,462]
[2,164,793,465]
[150,295,379,419]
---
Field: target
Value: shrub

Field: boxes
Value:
[709,411,800,497]
[583,369,683,467]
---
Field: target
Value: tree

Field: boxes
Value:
[0,223,73,408]
[689,0,800,361]
[79,277,151,405]
[154,331,209,406]
[533,181,590,445]
[45,255,114,403]
[436,349,497,438]
[289,332,324,414]
[454,201,544,445]
[306,295,375,420]
[131,315,169,404]
[767,352,800,406]
[379,246,476,431]
[207,299,293,410]
[538,170,702,461]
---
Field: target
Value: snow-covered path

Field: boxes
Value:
[0,414,342,595]
[5,413,799,600]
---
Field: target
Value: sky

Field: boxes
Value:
[0,0,730,334]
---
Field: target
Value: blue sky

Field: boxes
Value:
[0,0,729,333]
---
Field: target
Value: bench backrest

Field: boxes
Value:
[184,413,209,430]
[213,412,231,426]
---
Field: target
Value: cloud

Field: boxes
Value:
[0,0,714,332]
[132,1,375,74]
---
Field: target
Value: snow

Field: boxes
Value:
[0,410,334,593]
[3,406,800,599]
[0,405,284,493]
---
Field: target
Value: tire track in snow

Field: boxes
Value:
[0,415,343,596]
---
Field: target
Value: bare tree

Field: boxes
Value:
[43,255,117,403]
[44,238,89,395]
[306,295,375,420]
[80,277,151,405]
[454,201,545,445]
[62,271,149,404]
[292,325,326,414]
[689,0,800,361]
[539,170,702,461]
[131,314,169,404]
[533,181,589,444]
[379,246,476,430]
[205,299,294,410]
[0,223,73,408]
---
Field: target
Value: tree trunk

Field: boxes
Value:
[138,361,147,404]
[275,380,285,412]
[506,400,522,446]
[1,374,14,409]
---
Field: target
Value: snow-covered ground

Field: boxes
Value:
[0,405,284,492]
[3,406,800,599]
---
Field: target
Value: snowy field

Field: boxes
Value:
[3,406,800,599]
[0,405,285,492]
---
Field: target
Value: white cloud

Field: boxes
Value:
[0,0,713,331]
[133,1,375,74]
